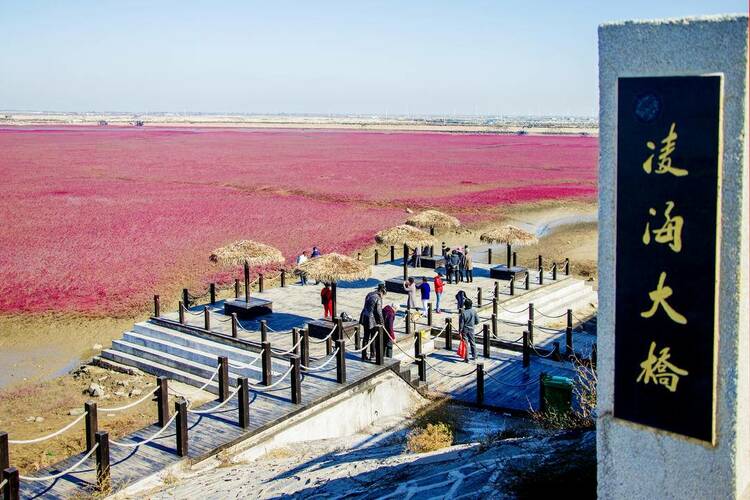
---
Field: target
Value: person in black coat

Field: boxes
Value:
[359,284,386,360]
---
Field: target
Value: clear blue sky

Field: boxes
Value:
[0,1,745,116]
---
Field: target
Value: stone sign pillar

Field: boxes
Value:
[598,15,748,499]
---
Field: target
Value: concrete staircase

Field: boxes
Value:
[95,321,288,395]
[491,277,597,327]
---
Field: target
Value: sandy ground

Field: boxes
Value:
[0,200,597,475]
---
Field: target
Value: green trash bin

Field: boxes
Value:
[540,374,574,413]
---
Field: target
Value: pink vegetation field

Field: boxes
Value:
[0,127,597,315]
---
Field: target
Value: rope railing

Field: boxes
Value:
[484,369,540,387]
[188,385,243,415]
[228,350,264,370]
[19,443,99,482]
[8,412,88,445]
[197,365,221,392]
[430,324,448,341]
[265,324,293,335]
[0,479,6,492]
[248,365,295,390]
[99,388,158,413]
[392,339,417,361]
[535,309,569,319]
[301,349,340,372]
[530,343,556,358]
[346,330,380,353]
[308,324,337,344]
[272,337,303,356]
[424,358,478,379]
[110,412,179,449]
[497,303,530,314]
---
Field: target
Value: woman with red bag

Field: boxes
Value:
[458,298,479,362]
[321,283,333,320]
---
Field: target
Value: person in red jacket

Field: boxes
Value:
[433,272,444,313]
[321,283,334,319]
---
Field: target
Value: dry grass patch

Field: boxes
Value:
[406,423,454,453]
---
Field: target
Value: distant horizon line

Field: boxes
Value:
[0,110,598,121]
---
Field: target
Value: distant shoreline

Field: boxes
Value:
[0,112,599,136]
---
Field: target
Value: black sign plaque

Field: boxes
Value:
[615,75,721,443]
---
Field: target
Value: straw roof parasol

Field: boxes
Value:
[297,253,371,283]
[375,225,437,248]
[405,210,460,230]
[480,225,539,246]
[209,240,285,267]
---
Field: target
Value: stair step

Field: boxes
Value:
[97,350,221,395]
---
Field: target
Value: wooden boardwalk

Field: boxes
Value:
[19,355,398,499]
[421,341,579,413]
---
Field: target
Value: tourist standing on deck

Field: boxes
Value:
[418,277,431,315]
[321,283,333,320]
[445,247,454,284]
[382,303,396,358]
[458,298,479,362]
[450,250,461,284]
[359,284,386,360]
[464,247,474,283]
[403,277,419,310]
[433,272,444,313]
[410,247,421,268]
[296,250,309,285]
[455,289,467,311]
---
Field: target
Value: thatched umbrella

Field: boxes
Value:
[210,240,285,304]
[480,225,538,267]
[298,253,371,319]
[375,225,437,279]
[405,209,460,235]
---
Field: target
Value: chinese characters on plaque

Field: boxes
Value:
[615,76,721,443]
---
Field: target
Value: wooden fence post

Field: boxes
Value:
[522,330,530,367]
[476,363,485,405]
[95,431,110,491]
[0,432,8,472]
[301,328,310,368]
[234,279,240,298]
[528,303,535,343]
[85,401,98,452]
[2,467,18,500]
[182,288,189,308]
[494,281,499,299]
[335,317,344,342]
[204,306,211,331]
[259,273,264,293]
[238,377,249,428]
[326,333,333,356]
[487,248,492,264]
[430,245,434,257]
[477,287,482,307]
[292,328,301,356]
[261,341,272,386]
[491,313,498,339]
[390,245,395,262]
[374,249,379,265]
[417,354,427,382]
[153,295,160,317]
[210,283,216,304]
[402,243,408,281]
[290,356,301,404]
[506,243,512,268]
[513,251,517,267]
[565,258,570,275]
[552,263,557,280]
[492,298,498,317]
[157,376,169,427]
[281,269,286,288]
[260,321,268,343]
[218,356,229,402]
[510,277,515,296]
[175,399,188,457]
[414,321,422,358]
[427,302,432,326]
[231,313,238,338]
[336,339,346,384]
[482,324,490,358]
[445,318,453,351]
[525,272,530,290]
[178,301,185,325]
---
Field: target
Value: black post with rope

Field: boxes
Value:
[477,287,482,307]
[260,321,268,343]
[204,306,211,331]
[301,328,310,368]
[182,288,189,309]
[336,340,346,384]
[525,272,530,290]
[231,313,238,338]
[445,318,453,351]
[375,249,379,265]
[492,313,498,339]
[218,357,229,402]
[427,302,432,326]
[0,432,8,472]
[417,355,427,382]
[85,402,98,452]
[95,431,110,491]
[291,356,301,404]
[234,279,240,298]
[210,283,216,304]
[292,328,301,357]
[2,467,18,500]
[157,377,169,428]
[566,309,573,356]
[390,245,395,262]
[154,295,160,317]
[178,301,185,325]
[281,269,286,288]
[261,341,272,386]
[175,400,188,457]
[238,377,249,429]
